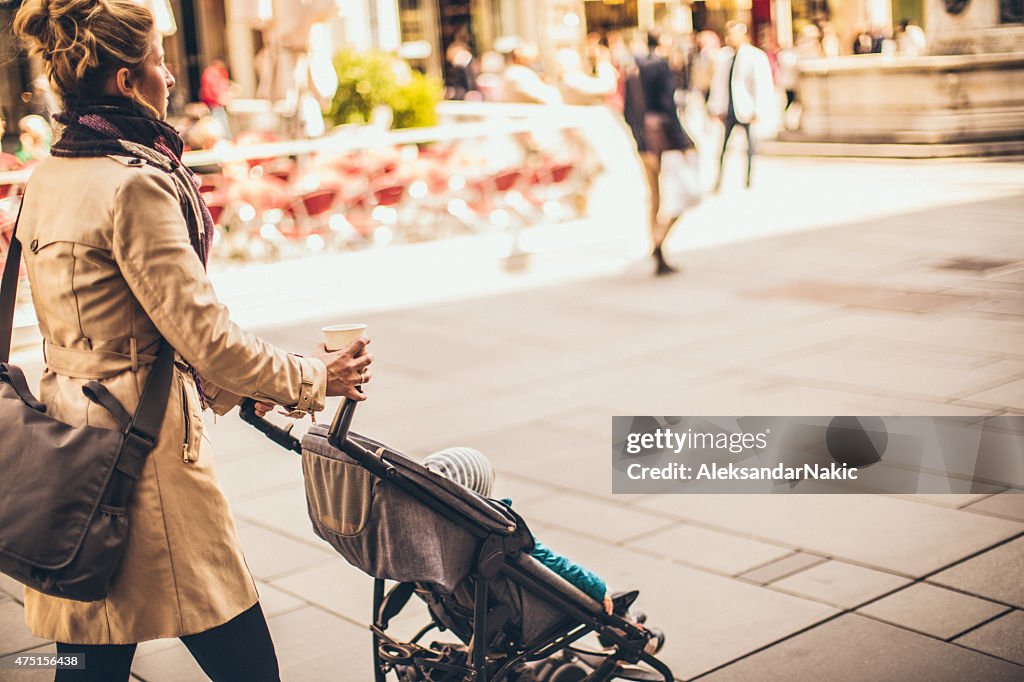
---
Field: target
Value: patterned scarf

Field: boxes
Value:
[50,96,213,403]
[50,96,213,266]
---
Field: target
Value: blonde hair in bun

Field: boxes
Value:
[13,0,155,111]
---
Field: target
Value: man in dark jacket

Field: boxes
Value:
[623,31,694,275]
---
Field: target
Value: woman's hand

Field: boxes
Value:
[312,338,373,401]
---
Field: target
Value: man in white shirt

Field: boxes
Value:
[708,22,774,190]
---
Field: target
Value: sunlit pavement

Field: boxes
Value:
[2,154,1023,681]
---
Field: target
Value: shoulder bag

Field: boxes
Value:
[0,195,173,602]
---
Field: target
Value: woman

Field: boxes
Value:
[12,1,372,680]
[623,31,695,276]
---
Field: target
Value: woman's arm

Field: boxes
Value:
[111,168,325,414]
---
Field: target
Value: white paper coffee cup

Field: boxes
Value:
[322,324,367,352]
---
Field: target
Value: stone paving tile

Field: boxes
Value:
[233,485,320,544]
[889,493,1001,509]
[0,644,58,682]
[811,313,1024,360]
[130,642,205,682]
[255,581,307,618]
[699,613,1024,682]
[965,491,1024,522]
[536,526,838,680]
[770,560,910,609]
[857,582,1010,640]
[930,536,1024,608]
[269,560,374,625]
[134,636,182,658]
[130,607,387,682]
[269,605,411,682]
[236,524,335,581]
[520,490,675,545]
[631,494,1024,576]
[202,409,298,465]
[491,471,565,505]
[738,552,829,585]
[268,560,427,643]
[450,419,600,478]
[213,446,305,502]
[0,574,24,604]
[625,523,793,576]
[954,609,1024,666]
[962,377,1024,412]
[728,382,997,417]
[756,346,1024,403]
[0,600,48,654]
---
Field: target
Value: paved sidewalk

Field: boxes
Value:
[1,157,1023,681]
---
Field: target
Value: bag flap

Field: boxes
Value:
[0,377,124,570]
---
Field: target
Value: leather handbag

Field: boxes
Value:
[0,196,173,602]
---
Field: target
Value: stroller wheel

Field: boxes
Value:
[645,626,666,655]
[548,662,588,682]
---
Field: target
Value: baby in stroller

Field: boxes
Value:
[423,447,665,644]
[297,418,674,682]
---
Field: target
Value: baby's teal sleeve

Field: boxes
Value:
[499,498,608,603]
[530,539,607,603]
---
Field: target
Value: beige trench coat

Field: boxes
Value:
[16,155,327,644]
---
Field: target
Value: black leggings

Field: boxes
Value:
[54,602,279,682]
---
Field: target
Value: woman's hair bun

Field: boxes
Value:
[13,0,154,106]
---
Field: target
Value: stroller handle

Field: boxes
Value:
[239,398,302,453]
[328,397,397,479]
[328,395,357,448]
[239,396,395,478]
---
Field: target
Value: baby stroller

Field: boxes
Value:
[241,398,674,682]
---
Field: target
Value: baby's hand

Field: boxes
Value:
[603,594,613,615]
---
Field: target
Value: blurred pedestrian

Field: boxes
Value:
[691,31,721,104]
[475,50,506,101]
[29,74,60,120]
[14,114,52,165]
[607,30,636,74]
[557,48,617,106]
[709,21,774,191]
[501,42,562,104]
[0,109,22,171]
[853,27,874,55]
[624,31,696,275]
[820,22,840,58]
[777,45,801,130]
[199,58,233,137]
[896,19,927,56]
[444,41,479,100]
[796,24,823,59]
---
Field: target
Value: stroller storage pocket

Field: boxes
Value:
[302,450,373,536]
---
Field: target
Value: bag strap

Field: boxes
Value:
[111,343,173,480]
[0,197,25,363]
[0,362,46,411]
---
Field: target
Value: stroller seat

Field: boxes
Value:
[297,422,674,682]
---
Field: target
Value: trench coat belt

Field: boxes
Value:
[43,339,159,380]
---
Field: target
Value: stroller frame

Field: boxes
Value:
[240,398,674,682]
